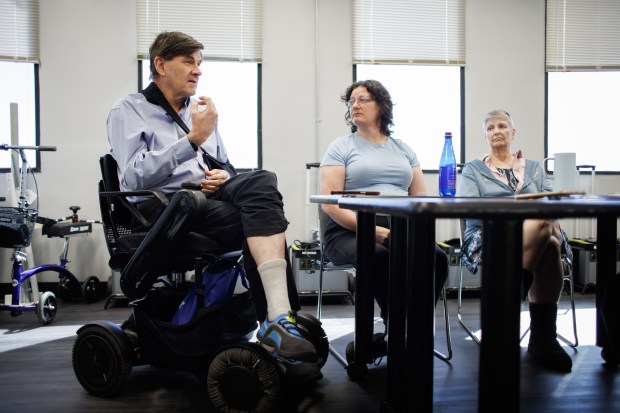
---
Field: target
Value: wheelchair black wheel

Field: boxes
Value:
[295,312,329,368]
[82,275,100,303]
[72,325,132,397]
[36,291,57,325]
[206,343,281,413]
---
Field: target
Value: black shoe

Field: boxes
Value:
[528,338,573,373]
[345,333,388,365]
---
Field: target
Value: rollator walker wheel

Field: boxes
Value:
[36,291,57,325]
[82,275,100,303]
[57,276,81,302]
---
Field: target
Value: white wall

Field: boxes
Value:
[465,0,545,160]
[38,0,136,221]
[27,0,618,277]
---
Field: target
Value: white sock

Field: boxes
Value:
[257,259,290,321]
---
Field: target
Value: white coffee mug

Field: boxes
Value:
[543,152,577,191]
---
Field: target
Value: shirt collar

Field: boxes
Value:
[483,149,526,193]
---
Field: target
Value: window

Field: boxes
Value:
[0,62,39,170]
[355,64,462,171]
[352,0,465,171]
[546,0,620,172]
[137,0,262,170]
[140,61,260,169]
[547,71,620,172]
[0,0,40,170]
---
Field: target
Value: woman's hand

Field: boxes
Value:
[200,169,229,194]
[376,226,390,248]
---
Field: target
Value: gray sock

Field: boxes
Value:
[257,259,290,321]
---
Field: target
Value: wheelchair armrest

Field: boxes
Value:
[100,190,169,229]
[100,190,169,206]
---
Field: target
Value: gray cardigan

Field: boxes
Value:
[456,158,552,241]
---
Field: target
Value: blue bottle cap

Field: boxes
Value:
[445,132,452,138]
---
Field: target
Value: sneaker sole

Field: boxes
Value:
[257,339,318,363]
[275,358,323,384]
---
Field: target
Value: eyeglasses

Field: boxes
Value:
[346,96,374,108]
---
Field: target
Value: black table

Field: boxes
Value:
[312,194,620,413]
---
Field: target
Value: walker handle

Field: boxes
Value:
[0,144,57,152]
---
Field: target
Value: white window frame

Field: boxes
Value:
[352,0,465,171]
[0,0,40,170]
[546,0,620,173]
[137,0,263,170]
[355,64,463,172]
[140,60,260,170]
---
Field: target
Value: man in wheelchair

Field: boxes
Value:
[106,31,319,381]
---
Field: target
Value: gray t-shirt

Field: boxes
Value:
[320,132,420,196]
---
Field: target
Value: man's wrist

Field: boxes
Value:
[188,137,198,152]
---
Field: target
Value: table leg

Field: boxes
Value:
[596,215,619,363]
[406,216,435,411]
[352,211,376,375]
[380,216,410,412]
[479,219,522,413]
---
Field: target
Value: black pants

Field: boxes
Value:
[135,170,300,321]
[323,215,449,321]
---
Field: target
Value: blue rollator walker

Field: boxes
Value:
[0,144,101,325]
[71,154,329,412]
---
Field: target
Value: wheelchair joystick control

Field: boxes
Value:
[69,205,81,223]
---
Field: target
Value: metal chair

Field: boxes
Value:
[316,206,453,366]
[457,219,578,347]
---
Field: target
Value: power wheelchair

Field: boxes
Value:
[71,154,329,412]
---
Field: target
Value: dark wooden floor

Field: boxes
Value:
[0,290,618,413]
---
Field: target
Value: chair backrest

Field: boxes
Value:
[317,205,355,272]
[318,205,329,245]
[317,205,332,260]
[98,179,117,257]
[98,154,146,259]
[459,218,467,244]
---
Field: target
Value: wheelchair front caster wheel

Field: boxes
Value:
[346,361,368,381]
[36,291,57,325]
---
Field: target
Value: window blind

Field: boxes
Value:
[137,0,262,62]
[0,0,39,63]
[352,0,465,65]
[546,0,620,71]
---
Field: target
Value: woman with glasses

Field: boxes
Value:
[318,79,449,364]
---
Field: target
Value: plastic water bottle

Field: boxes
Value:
[439,132,457,197]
